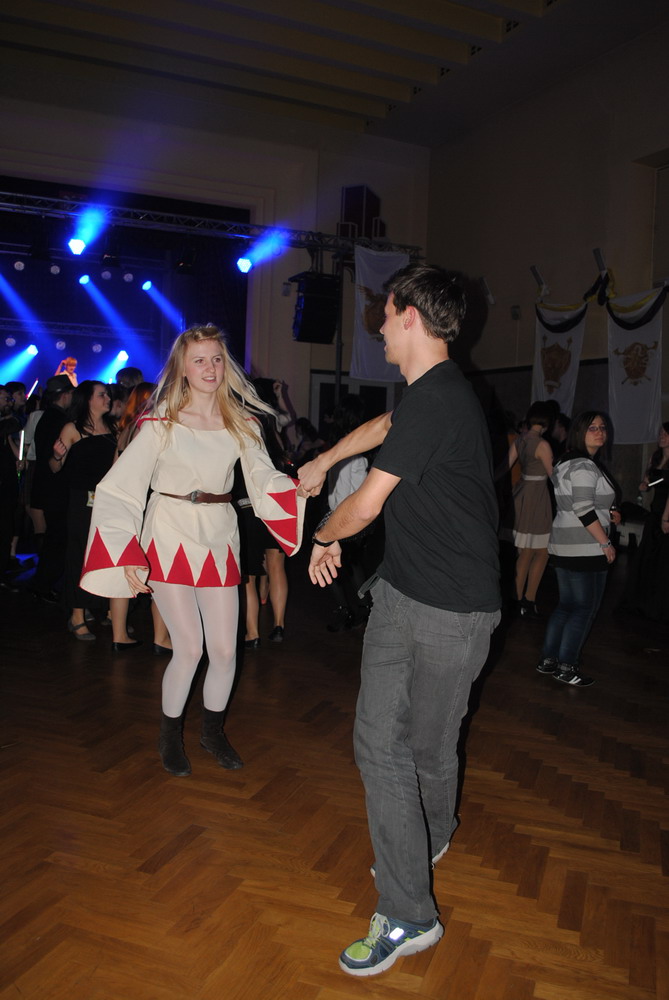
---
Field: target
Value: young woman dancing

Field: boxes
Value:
[80,325,306,776]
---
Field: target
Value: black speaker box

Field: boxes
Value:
[292,273,340,344]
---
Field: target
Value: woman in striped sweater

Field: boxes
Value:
[536,412,620,687]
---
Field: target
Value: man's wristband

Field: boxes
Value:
[312,510,334,547]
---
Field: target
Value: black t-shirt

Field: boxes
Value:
[373,360,500,612]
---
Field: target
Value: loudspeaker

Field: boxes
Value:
[292,273,340,344]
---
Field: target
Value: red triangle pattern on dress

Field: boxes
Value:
[264,517,297,552]
[165,544,195,586]
[116,536,147,568]
[145,539,165,583]
[223,546,241,586]
[81,528,115,574]
[268,487,298,517]
[196,550,223,587]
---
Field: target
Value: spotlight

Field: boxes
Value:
[27,344,38,356]
[5,337,16,347]
[68,206,106,256]
[56,340,66,351]
[117,350,129,362]
[101,269,113,281]
[122,271,134,283]
[79,274,90,285]
[13,260,25,271]
[141,280,152,291]
[236,230,287,274]
[92,343,102,353]
[49,263,61,275]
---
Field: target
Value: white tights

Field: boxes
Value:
[152,582,239,717]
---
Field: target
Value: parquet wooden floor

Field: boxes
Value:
[1,551,668,999]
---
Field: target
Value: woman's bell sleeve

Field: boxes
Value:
[79,420,160,597]
[239,424,305,556]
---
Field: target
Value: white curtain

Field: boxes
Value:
[607,288,664,444]
[531,302,587,416]
[350,247,408,382]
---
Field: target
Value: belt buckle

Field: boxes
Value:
[190,490,202,504]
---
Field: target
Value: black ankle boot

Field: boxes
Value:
[158,713,191,776]
[200,707,244,769]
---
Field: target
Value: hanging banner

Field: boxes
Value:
[607,287,665,444]
[531,302,587,415]
[350,246,408,382]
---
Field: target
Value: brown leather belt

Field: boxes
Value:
[159,490,232,504]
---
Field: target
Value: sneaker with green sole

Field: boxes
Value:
[339,912,443,977]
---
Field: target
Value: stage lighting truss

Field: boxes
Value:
[0,190,421,262]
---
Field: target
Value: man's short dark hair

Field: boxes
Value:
[116,366,143,388]
[384,263,467,343]
[6,381,26,395]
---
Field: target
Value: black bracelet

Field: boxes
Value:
[312,509,334,547]
[312,534,334,547]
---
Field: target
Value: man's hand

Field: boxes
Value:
[308,540,342,586]
[299,455,328,496]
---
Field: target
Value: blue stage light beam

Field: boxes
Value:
[96,349,133,384]
[0,272,49,350]
[68,206,106,255]
[142,283,183,331]
[236,230,288,274]
[79,278,139,380]
[0,345,40,383]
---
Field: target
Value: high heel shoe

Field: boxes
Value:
[244,637,261,649]
[153,643,172,655]
[68,619,96,642]
[111,639,143,652]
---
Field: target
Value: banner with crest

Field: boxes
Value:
[350,246,408,382]
[531,302,587,415]
[607,287,665,444]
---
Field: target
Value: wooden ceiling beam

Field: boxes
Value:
[341,0,505,43]
[1,0,442,83]
[0,45,370,131]
[3,18,411,103]
[0,33,391,119]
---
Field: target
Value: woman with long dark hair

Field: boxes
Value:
[536,411,620,687]
[79,325,306,776]
[50,381,118,641]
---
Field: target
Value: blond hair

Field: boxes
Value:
[150,324,276,447]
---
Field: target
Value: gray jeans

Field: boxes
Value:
[354,577,500,923]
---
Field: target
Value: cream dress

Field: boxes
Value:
[80,416,305,598]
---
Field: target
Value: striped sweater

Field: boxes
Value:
[548,456,615,559]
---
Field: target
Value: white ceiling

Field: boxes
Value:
[0,0,667,149]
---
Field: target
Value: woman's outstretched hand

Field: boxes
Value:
[124,566,151,596]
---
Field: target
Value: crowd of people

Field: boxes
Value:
[1,264,666,979]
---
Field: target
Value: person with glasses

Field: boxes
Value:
[536,412,620,687]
